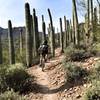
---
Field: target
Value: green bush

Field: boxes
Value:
[94,62,100,72]
[0,65,8,93]
[0,63,34,93]
[5,63,33,92]
[88,62,100,82]
[63,62,88,82]
[64,46,91,62]
[84,81,100,100]
[0,89,26,100]
[90,42,100,55]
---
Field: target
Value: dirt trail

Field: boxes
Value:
[27,48,64,100]
[26,48,100,100]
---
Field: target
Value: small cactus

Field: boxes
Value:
[8,20,15,64]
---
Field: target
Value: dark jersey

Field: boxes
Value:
[38,44,48,55]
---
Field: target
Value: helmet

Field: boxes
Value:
[43,40,48,45]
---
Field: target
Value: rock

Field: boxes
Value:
[69,88,73,91]
[94,58,100,61]
[74,87,78,92]
[64,89,68,92]
[83,63,89,66]
[76,94,81,99]
[87,83,92,88]
[62,97,67,100]
[83,84,87,88]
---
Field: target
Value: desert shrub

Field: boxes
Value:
[0,66,8,93]
[94,62,100,72]
[90,42,100,55]
[88,62,100,82]
[64,45,92,62]
[84,81,100,100]
[0,63,34,93]
[63,62,88,82]
[5,63,33,93]
[0,89,26,100]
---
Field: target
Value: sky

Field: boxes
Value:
[0,0,84,32]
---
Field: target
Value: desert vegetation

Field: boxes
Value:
[0,0,100,100]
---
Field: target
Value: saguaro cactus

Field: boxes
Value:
[99,4,100,24]
[33,9,40,57]
[64,16,67,48]
[90,0,94,44]
[72,5,76,45]
[0,32,2,64]
[94,7,98,27]
[70,20,73,42]
[25,3,32,67]
[66,20,70,44]
[48,8,55,57]
[57,28,60,46]
[59,18,64,53]
[8,20,15,64]
[42,15,46,42]
[72,0,80,46]
[19,28,23,56]
[30,15,34,57]
[85,0,90,46]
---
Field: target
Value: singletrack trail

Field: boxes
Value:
[26,48,100,100]
[26,48,64,100]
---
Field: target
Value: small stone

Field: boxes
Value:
[62,97,67,100]
[94,58,100,61]
[64,89,68,92]
[83,84,87,87]
[69,88,73,91]
[76,94,81,99]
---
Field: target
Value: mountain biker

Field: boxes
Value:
[38,40,49,70]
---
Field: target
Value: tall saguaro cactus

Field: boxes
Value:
[72,0,80,46]
[8,20,15,64]
[19,28,23,56]
[85,0,90,46]
[30,15,34,57]
[72,5,76,45]
[0,32,2,64]
[90,0,94,44]
[57,28,60,46]
[94,7,98,26]
[64,16,67,48]
[99,4,100,24]
[25,3,32,67]
[42,15,46,42]
[59,18,64,53]
[70,20,73,42]
[66,20,70,44]
[33,9,40,57]
[48,8,55,57]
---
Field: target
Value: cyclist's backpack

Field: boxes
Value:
[38,44,48,54]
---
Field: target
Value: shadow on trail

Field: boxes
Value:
[24,79,86,95]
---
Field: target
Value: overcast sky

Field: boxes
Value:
[0,0,84,32]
